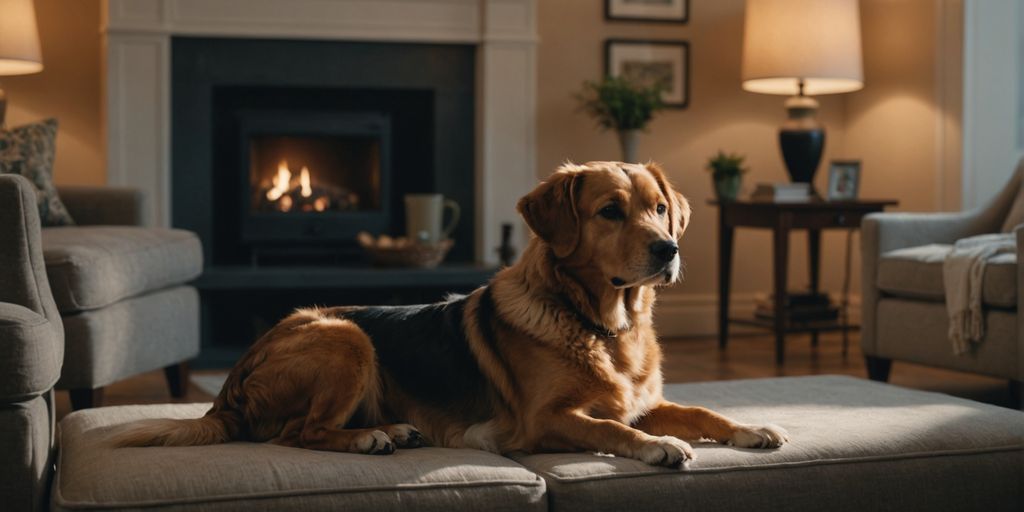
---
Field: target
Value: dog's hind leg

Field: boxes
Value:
[258,317,397,455]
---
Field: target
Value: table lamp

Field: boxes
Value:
[0,0,44,128]
[741,0,863,185]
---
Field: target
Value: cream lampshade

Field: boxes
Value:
[741,0,863,185]
[0,0,45,127]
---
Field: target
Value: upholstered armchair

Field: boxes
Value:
[40,184,204,409]
[861,159,1024,400]
[0,174,62,511]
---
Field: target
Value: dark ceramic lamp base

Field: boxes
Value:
[779,128,824,183]
[778,92,825,190]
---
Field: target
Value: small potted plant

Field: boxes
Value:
[576,76,664,162]
[706,151,747,201]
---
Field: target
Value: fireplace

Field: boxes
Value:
[237,110,392,260]
[106,0,537,366]
[187,42,472,265]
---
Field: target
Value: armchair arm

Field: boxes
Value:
[862,210,996,256]
[0,175,64,400]
[57,185,144,226]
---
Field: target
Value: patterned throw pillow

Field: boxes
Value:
[0,118,75,226]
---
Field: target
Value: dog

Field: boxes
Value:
[116,161,787,467]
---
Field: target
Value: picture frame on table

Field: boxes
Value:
[827,160,861,200]
[605,0,689,24]
[605,39,690,109]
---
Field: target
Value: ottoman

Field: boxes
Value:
[52,376,1024,511]
[514,375,1024,511]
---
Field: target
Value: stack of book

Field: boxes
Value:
[751,183,812,203]
[754,291,838,323]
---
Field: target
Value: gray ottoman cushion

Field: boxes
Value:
[41,226,202,313]
[57,286,200,389]
[513,376,1024,512]
[54,403,547,512]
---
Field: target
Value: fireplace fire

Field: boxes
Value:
[254,160,360,213]
[236,111,393,248]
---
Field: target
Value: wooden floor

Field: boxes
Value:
[54,332,1018,420]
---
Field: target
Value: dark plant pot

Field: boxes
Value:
[712,172,742,201]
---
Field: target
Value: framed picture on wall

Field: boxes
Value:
[606,0,689,24]
[605,39,690,108]
[827,160,861,200]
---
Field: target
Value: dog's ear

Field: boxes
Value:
[646,162,691,239]
[517,170,584,258]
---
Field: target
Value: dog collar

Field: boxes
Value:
[560,296,617,339]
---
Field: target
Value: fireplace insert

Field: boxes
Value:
[238,111,391,249]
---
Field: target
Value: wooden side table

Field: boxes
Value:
[711,198,898,365]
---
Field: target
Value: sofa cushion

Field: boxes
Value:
[877,243,1017,308]
[513,376,1024,512]
[41,226,202,313]
[54,403,546,512]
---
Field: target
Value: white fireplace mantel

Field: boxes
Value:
[103,0,537,264]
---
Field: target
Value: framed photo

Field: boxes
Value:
[605,39,690,108]
[606,0,689,24]
[827,160,861,200]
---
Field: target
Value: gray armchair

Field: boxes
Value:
[0,174,63,511]
[40,184,203,409]
[861,159,1023,399]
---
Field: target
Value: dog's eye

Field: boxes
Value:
[656,204,667,216]
[599,204,625,220]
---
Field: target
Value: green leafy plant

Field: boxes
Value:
[576,76,664,131]
[706,150,748,177]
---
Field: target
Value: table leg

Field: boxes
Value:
[718,210,735,350]
[808,229,821,348]
[773,215,791,365]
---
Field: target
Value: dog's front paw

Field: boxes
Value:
[385,424,425,448]
[728,424,789,449]
[636,436,695,467]
[352,430,396,455]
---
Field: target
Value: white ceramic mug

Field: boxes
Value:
[405,194,460,243]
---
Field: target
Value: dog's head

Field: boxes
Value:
[517,161,691,288]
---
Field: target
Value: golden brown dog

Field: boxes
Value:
[117,161,788,467]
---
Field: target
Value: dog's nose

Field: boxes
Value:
[649,240,678,263]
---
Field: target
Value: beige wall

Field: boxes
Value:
[538,0,851,332]
[4,0,103,186]
[536,0,958,334]
[3,0,957,335]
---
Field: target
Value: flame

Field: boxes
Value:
[313,196,329,212]
[278,194,293,212]
[266,161,291,201]
[300,166,313,198]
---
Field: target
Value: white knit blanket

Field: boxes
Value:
[942,233,1016,354]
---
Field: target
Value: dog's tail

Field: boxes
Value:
[112,411,236,447]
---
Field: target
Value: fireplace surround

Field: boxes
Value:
[103,0,538,265]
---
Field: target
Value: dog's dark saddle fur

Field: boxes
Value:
[334,295,493,420]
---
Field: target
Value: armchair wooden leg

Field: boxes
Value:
[164,362,191,399]
[69,387,104,410]
[864,356,892,382]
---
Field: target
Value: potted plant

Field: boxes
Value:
[706,150,747,201]
[576,76,664,162]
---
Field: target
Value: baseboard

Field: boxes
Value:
[654,292,862,338]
